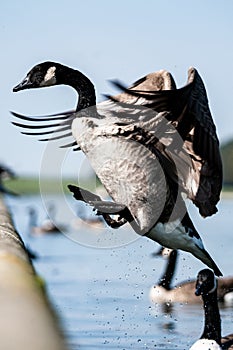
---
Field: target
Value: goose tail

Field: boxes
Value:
[192,247,222,277]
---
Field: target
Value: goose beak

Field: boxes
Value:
[13,76,33,92]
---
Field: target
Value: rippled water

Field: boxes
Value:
[6,193,233,350]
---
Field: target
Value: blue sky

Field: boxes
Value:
[0,0,232,177]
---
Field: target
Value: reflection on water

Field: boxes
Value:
[5,194,233,349]
[159,303,176,331]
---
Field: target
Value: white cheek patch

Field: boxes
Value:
[40,66,57,86]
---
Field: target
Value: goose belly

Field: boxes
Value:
[149,285,176,304]
[72,118,167,232]
[149,285,190,304]
[147,220,201,253]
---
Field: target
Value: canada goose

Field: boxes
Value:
[78,215,104,228]
[0,163,19,196]
[28,204,64,235]
[149,248,197,304]
[12,62,222,275]
[0,163,16,180]
[150,247,233,304]
[189,269,233,350]
[71,206,105,229]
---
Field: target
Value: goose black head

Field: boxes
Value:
[13,62,59,92]
[195,269,217,296]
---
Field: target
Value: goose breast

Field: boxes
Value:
[72,114,167,232]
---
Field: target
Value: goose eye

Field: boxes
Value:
[31,71,44,85]
[200,275,207,283]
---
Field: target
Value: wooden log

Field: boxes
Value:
[0,196,69,350]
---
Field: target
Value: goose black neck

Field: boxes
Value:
[158,250,178,290]
[201,289,221,345]
[56,64,96,111]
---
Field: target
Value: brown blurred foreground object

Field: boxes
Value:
[0,196,69,350]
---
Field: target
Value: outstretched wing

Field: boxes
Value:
[182,68,222,217]
[110,68,222,217]
[11,67,222,217]
[11,110,80,150]
[11,71,176,150]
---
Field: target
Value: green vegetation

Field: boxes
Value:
[4,177,41,194]
[4,175,101,195]
[4,177,79,195]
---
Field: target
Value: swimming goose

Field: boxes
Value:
[0,163,19,196]
[0,163,16,179]
[28,204,63,235]
[12,62,222,275]
[150,247,233,304]
[149,248,197,304]
[190,269,233,350]
[71,205,105,229]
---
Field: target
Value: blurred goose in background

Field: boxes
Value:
[71,205,105,230]
[28,203,64,235]
[0,163,19,196]
[190,269,233,350]
[149,248,196,304]
[0,163,16,179]
[12,62,222,275]
[150,247,233,304]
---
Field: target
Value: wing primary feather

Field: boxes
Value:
[59,141,77,149]
[20,125,71,136]
[38,132,73,141]
[11,110,75,121]
[103,94,120,102]
[11,120,72,129]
